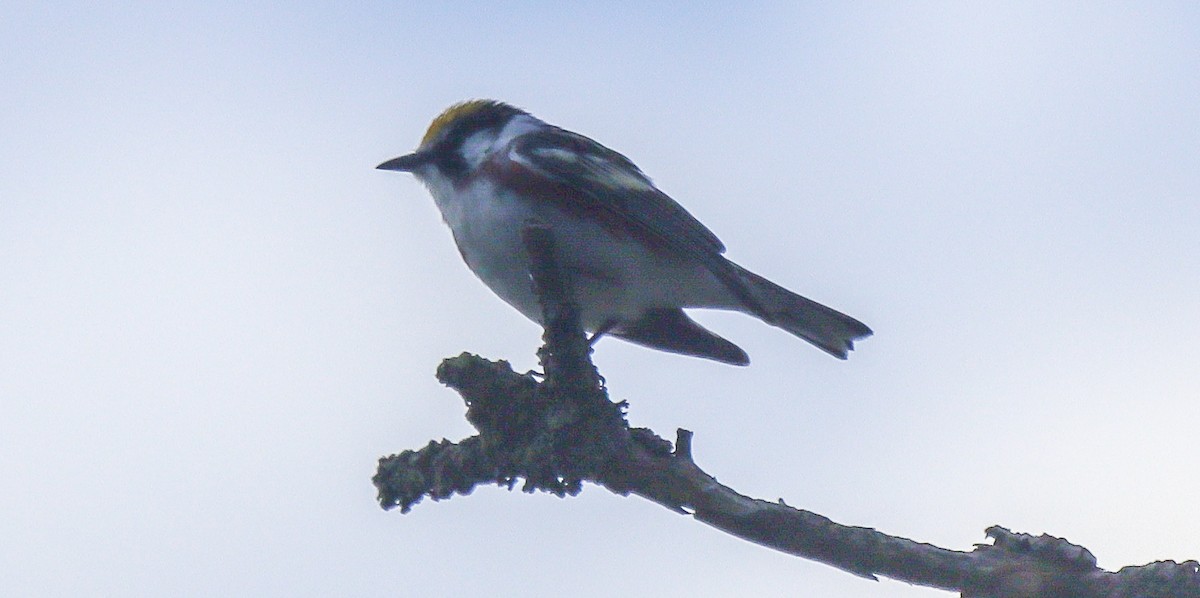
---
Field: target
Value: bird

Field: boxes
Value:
[377,100,871,365]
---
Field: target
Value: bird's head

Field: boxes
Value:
[377,100,531,185]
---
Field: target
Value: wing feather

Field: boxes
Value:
[481,127,767,313]
[506,128,726,257]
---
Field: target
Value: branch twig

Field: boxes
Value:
[373,225,1200,597]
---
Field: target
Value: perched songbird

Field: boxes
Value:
[378,100,871,365]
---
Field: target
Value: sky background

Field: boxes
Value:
[2,2,1198,597]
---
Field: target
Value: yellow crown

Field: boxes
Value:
[421,100,519,147]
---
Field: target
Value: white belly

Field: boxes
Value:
[428,180,737,331]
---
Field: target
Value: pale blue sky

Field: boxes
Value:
[2,3,1198,597]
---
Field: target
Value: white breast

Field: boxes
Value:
[427,179,737,333]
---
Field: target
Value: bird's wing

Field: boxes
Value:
[496,127,727,258]
[484,127,767,312]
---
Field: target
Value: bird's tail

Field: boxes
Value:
[732,263,872,359]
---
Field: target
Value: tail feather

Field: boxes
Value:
[611,308,750,366]
[732,264,872,359]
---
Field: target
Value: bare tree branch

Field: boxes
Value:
[373,225,1200,598]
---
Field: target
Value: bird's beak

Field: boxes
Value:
[376,151,432,172]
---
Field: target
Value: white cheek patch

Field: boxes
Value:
[459,115,548,171]
[458,131,496,170]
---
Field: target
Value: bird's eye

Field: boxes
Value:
[436,151,469,179]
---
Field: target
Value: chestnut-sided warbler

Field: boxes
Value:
[378,100,871,365]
